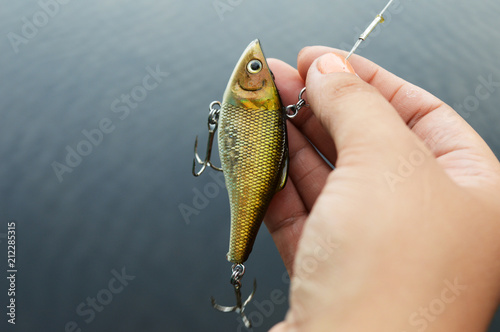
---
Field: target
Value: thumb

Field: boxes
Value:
[305,53,416,164]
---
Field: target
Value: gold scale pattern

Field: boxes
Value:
[218,103,287,263]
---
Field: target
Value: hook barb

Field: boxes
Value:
[192,136,207,177]
[192,133,222,176]
[192,102,223,177]
[211,279,257,329]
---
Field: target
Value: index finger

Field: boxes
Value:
[298,46,500,188]
[297,46,444,127]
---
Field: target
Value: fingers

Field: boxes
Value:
[298,47,500,188]
[298,46,445,126]
[287,122,332,210]
[265,176,307,274]
[305,52,415,164]
[269,321,288,332]
[268,58,338,165]
[265,122,332,274]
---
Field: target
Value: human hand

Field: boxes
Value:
[264,46,500,331]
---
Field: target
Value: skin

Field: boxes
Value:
[263,46,500,331]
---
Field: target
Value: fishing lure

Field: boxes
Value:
[192,0,395,327]
[193,39,290,327]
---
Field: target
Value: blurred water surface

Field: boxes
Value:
[0,0,499,331]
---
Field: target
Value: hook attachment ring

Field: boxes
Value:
[286,87,308,119]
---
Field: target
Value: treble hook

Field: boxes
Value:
[192,101,223,177]
[211,264,257,328]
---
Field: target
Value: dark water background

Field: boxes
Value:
[1,0,499,331]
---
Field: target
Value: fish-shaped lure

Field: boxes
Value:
[219,39,288,264]
[192,39,288,327]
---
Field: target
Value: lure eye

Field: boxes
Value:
[247,59,262,74]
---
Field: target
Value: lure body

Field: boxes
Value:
[218,39,288,264]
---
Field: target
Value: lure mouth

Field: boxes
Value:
[237,79,266,92]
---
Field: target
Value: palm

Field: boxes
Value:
[264,47,500,275]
